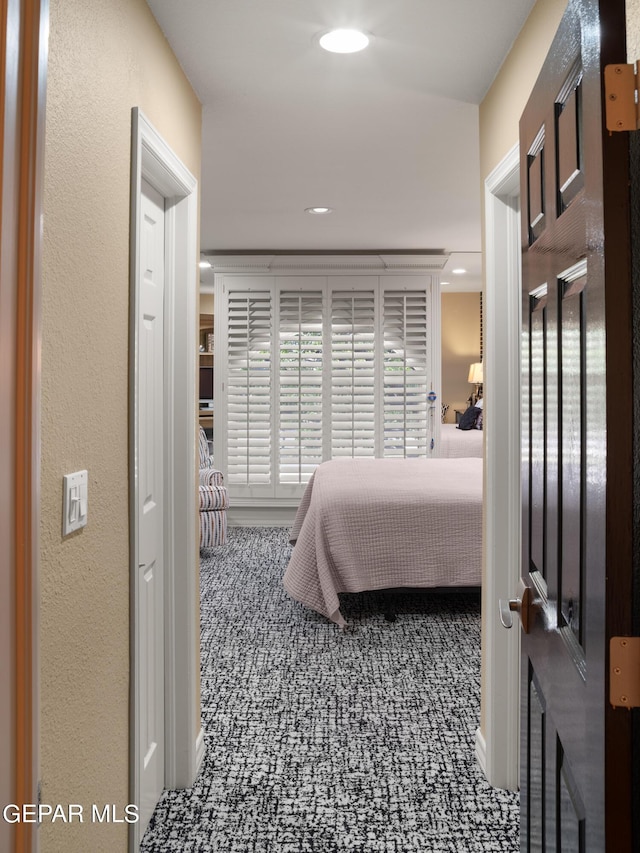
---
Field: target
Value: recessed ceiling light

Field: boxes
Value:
[199,261,212,269]
[305,207,333,215]
[452,268,467,275]
[441,281,450,286]
[319,29,370,54]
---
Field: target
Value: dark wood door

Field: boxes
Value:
[519,0,634,849]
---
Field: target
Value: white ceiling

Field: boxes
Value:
[146,0,535,289]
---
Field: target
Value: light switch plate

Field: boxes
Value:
[62,470,88,536]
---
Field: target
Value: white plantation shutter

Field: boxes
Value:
[383,290,430,457]
[226,290,272,487]
[330,290,377,457]
[278,290,324,485]
[218,274,436,499]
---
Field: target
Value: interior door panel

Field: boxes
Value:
[519,0,634,849]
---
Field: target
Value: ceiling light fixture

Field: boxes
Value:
[305,207,333,214]
[452,268,467,275]
[440,281,450,286]
[319,29,370,54]
[199,261,212,269]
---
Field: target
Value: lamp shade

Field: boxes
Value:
[468,362,483,384]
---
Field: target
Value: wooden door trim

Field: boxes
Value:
[594,3,635,849]
[600,26,635,853]
[1,1,48,851]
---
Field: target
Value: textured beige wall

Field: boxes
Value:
[200,292,215,314]
[441,293,481,422]
[40,0,201,850]
[628,0,640,59]
[479,0,567,179]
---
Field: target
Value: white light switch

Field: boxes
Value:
[63,470,88,536]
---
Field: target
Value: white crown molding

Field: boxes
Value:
[204,253,449,274]
[207,255,274,272]
[378,254,448,271]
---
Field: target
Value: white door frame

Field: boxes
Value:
[476,143,521,790]
[130,109,203,849]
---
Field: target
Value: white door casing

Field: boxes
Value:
[138,180,166,834]
[130,109,202,852]
[476,143,521,791]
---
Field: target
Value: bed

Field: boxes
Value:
[283,455,483,626]
[439,423,484,458]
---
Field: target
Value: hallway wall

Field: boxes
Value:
[479,0,567,181]
[441,292,481,422]
[627,0,640,59]
[40,0,201,850]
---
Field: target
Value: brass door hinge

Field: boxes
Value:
[604,64,640,132]
[610,637,640,708]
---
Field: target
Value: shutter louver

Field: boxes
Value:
[383,290,430,457]
[279,290,324,484]
[226,291,272,486]
[331,290,376,457]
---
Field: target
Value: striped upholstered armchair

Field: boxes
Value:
[198,426,228,548]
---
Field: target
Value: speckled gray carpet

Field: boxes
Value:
[140,527,519,852]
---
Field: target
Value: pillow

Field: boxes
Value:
[441,403,449,423]
[457,405,481,430]
[475,410,483,430]
[475,397,484,410]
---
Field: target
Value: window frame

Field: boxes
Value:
[214,270,441,503]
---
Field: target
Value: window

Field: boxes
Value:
[330,289,376,457]
[279,289,324,484]
[383,291,430,457]
[218,275,437,499]
[226,290,272,486]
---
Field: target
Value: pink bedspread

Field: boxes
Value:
[283,457,483,626]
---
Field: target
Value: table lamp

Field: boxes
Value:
[468,362,483,405]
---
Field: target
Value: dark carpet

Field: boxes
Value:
[140,527,519,852]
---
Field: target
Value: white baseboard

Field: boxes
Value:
[475,726,488,779]
[228,506,297,527]
[195,727,205,775]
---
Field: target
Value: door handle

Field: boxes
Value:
[499,598,519,629]
[499,584,534,633]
